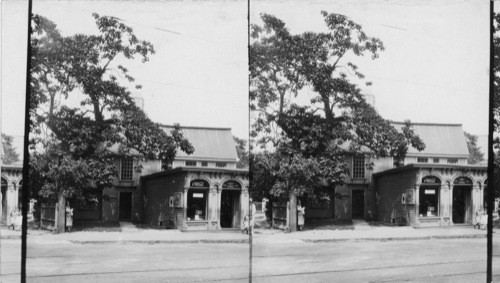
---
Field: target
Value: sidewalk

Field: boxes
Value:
[1,224,492,245]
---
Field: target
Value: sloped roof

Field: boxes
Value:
[161,125,238,162]
[391,122,469,157]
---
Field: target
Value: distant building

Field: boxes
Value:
[309,122,487,227]
[1,135,23,225]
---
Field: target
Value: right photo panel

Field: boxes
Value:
[249,0,490,282]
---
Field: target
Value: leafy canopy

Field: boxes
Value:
[29,14,193,201]
[1,134,20,165]
[250,12,425,200]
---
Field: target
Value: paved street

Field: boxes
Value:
[2,240,251,282]
[1,233,498,282]
[252,237,488,282]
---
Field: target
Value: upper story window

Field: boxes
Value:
[121,158,133,181]
[417,157,428,163]
[216,162,227,168]
[352,155,365,179]
[433,158,440,163]
[201,161,208,167]
[186,161,197,167]
[447,158,458,164]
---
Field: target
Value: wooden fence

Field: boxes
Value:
[40,202,57,231]
[40,194,66,233]
[272,202,289,230]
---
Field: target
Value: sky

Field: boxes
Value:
[250,0,490,136]
[0,0,493,158]
[1,0,249,141]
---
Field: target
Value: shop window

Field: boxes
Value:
[352,155,365,179]
[216,162,227,168]
[447,158,458,164]
[185,161,197,166]
[201,161,208,167]
[186,189,207,221]
[120,158,133,181]
[433,158,439,163]
[419,187,439,217]
[417,157,428,163]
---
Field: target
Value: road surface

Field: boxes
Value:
[1,235,499,282]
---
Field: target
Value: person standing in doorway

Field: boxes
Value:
[249,198,256,235]
[297,200,305,231]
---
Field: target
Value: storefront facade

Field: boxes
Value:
[1,164,23,224]
[374,164,487,227]
[304,122,487,227]
[140,167,249,231]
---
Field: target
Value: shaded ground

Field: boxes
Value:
[69,221,122,232]
[302,218,354,230]
[255,212,355,231]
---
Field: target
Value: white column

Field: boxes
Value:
[182,187,189,230]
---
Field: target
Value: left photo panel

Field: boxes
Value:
[1,1,250,281]
[1,1,28,282]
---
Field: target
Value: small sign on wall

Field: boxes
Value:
[405,189,415,204]
[401,193,406,204]
[170,192,182,208]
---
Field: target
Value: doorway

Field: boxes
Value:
[119,192,132,221]
[1,178,7,223]
[220,190,240,228]
[352,189,365,219]
[452,186,472,224]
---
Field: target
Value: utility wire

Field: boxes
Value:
[63,6,245,50]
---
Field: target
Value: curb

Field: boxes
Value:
[69,239,250,245]
[303,233,487,243]
[0,235,22,240]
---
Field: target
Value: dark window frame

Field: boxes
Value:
[120,158,134,181]
[185,160,197,167]
[352,155,365,179]
[417,157,428,163]
[186,189,208,221]
[216,162,227,168]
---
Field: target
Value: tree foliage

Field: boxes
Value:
[250,12,425,201]
[233,136,249,169]
[494,13,500,133]
[29,14,194,202]
[464,131,484,165]
[1,134,20,165]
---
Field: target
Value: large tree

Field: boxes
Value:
[29,14,193,202]
[1,133,20,165]
[250,12,425,201]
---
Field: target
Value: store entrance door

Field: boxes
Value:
[452,186,472,224]
[352,189,365,219]
[220,190,240,228]
[119,192,132,221]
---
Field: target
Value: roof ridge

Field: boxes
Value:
[390,121,463,127]
[159,124,232,131]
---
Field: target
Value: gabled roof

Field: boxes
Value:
[391,122,469,157]
[160,125,238,162]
